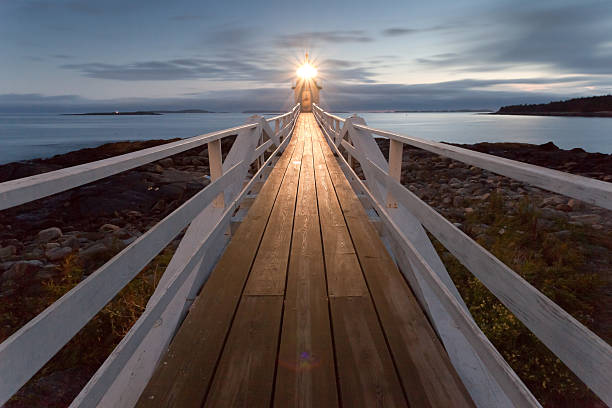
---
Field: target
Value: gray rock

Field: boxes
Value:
[100,224,121,233]
[158,158,174,168]
[570,214,602,225]
[1,260,43,283]
[60,236,80,251]
[79,243,108,262]
[453,196,464,208]
[0,245,17,259]
[540,196,565,207]
[45,242,60,250]
[38,227,62,242]
[46,246,73,261]
[567,199,585,211]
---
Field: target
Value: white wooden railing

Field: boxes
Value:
[0,104,300,407]
[313,103,612,408]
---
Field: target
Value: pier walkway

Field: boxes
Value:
[1,103,610,408]
[136,113,472,407]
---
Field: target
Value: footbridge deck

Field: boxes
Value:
[1,103,610,408]
[136,113,472,407]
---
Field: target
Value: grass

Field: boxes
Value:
[3,246,175,408]
[434,192,608,407]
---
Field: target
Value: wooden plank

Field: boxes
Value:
[208,139,224,207]
[312,134,367,298]
[309,114,408,407]
[315,111,535,407]
[366,157,612,406]
[313,127,474,407]
[273,124,338,407]
[243,127,304,295]
[202,116,305,406]
[204,296,284,408]
[135,131,301,408]
[74,118,299,408]
[0,162,243,407]
[330,296,408,408]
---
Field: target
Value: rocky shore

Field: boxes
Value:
[0,138,610,407]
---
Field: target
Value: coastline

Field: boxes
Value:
[0,139,610,407]
[491,111,612,118]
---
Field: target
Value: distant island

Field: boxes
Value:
[63,109,213,116]
[494,95,612,117]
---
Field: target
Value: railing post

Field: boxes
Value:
[387,139,403,208]
[207,139,224,208]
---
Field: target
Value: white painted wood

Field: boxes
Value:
[317,103,612,404]
[315,109,524,407]
[353,123,612,210]
[72,108,299,408]
[0,124,254,211]
[0,162,242,406]
[70,196,236,408]
[208,139,224,208]
[366,158,612,406]
[370,201,541,407]
[387,139,403,208]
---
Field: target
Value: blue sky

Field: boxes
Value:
[1,0,612,112]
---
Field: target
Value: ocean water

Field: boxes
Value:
[0,112,610,164]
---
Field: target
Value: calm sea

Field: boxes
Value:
[0,112,610,164]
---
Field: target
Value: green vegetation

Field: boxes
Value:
[435,192,609,407]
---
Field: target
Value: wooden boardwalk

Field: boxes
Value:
[136,113,474,407]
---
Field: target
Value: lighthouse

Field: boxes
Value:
[293,53,321,112]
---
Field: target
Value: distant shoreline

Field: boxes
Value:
[491,111,612,118]
[494,95,612,118]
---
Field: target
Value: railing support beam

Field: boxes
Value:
[208,139,224,208]
[387,139,403,208]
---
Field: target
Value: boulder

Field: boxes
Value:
[38,227,62,242]
[570,214,602,225]
[99,224,121,233]
[46,246,73,261]
[1,260,43,283]
[567,199,585,211]
[78,243,108,263]
[45,242,60,250]
[0,245,17,259]
[158,158,174,168]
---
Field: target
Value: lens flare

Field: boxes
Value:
[297,62,317,79]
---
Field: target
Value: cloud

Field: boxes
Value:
[277,30,373,48]
[381,25,451,37]
[61,56,288,82]
[416,1,612,75]
[4,75,609,113]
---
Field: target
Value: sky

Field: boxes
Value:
[1,0,612,112]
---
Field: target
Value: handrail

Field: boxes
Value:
[0,104,301,406]
[313,103,612,406]
[72,116,299,407]
[353,123,612,210]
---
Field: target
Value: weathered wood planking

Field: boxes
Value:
[314,105,527,407]
[273,122,339,407]
[313,123,475,407]
[135,130,301,408]
[203,118,306,407]
[366,157,612,406]
[311,116,408,408]
[243,121,304,295]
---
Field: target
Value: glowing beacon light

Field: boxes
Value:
[297,62,317,79]
[293,53,321,112]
